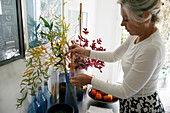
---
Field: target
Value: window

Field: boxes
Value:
[157,0,169,89]
[24,0,62,49]
[0,0,25,66]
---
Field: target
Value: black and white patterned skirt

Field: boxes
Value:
[119,92,165,113]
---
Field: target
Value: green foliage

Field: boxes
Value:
[16,16,71,108]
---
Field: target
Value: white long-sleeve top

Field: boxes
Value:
[90,29,165,99]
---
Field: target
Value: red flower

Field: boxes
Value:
[83,28,87,31]
[71,28,106,72]
[90,42,96,50]
[76,39,79,42]
[71,40,74,44]
[78,35,83,41]
[83,28,89,35]
[83,30,89,35]
[83,39,89,47]
[97,38,102,44]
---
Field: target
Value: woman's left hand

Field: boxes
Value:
[69,73,93,86]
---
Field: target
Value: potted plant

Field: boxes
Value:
[16,15,72,108]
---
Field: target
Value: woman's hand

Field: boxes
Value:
[69,45,91,57]
[69,73,93,86]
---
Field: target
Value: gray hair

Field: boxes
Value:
[117,0,161,23]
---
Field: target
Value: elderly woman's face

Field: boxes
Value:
[120,7,144,36]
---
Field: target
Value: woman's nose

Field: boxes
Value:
[121,20,125,26]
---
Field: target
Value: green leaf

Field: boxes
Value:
[21,79,30,82]
[20,83,26,87]
[31,86,34,91]
[78,14,82,20]
[16,92,27,109]
[20,88,25,93]
[40,16,49,28]
[34,83,38,88]
[49,22,53,31]
[39,77,43,82]
[33,75,37,82]
[36,24,40,31]
[26,58,32,67]
[45,66,49,72]
[32,72,36,76]
[67,23,70,29]
[44,76,50,79]
[28,82,33,86]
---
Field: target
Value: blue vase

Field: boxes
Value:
[64,72,79,113]
[44,81,53,110]
[75,70,85,101]
[37,86,47,113]
[28,94,40,113]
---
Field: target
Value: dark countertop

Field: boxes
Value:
[77,93,119,113]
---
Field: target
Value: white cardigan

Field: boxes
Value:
[90,29,165,99]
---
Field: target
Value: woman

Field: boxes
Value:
[70,0,165,112]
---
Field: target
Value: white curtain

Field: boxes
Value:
[65,0,122,83]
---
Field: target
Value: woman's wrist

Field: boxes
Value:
[85,49,91,57]
[88,76,93,84]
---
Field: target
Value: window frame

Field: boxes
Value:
[0,0,25,66]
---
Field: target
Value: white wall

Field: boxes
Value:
[0,59,26,113]
[86,0,122,83]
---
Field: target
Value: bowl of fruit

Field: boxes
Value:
[88,87,119,104]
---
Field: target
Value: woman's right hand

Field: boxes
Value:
[69,45,91,57]
[69,73,93,86]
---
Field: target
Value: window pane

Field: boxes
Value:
[0,0,21,62]
[26,0,61,48]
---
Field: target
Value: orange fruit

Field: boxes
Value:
[91,89,97,96]
[96,93,102,100]
[103,94,113,101]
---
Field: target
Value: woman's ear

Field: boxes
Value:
[143,11,152,24]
